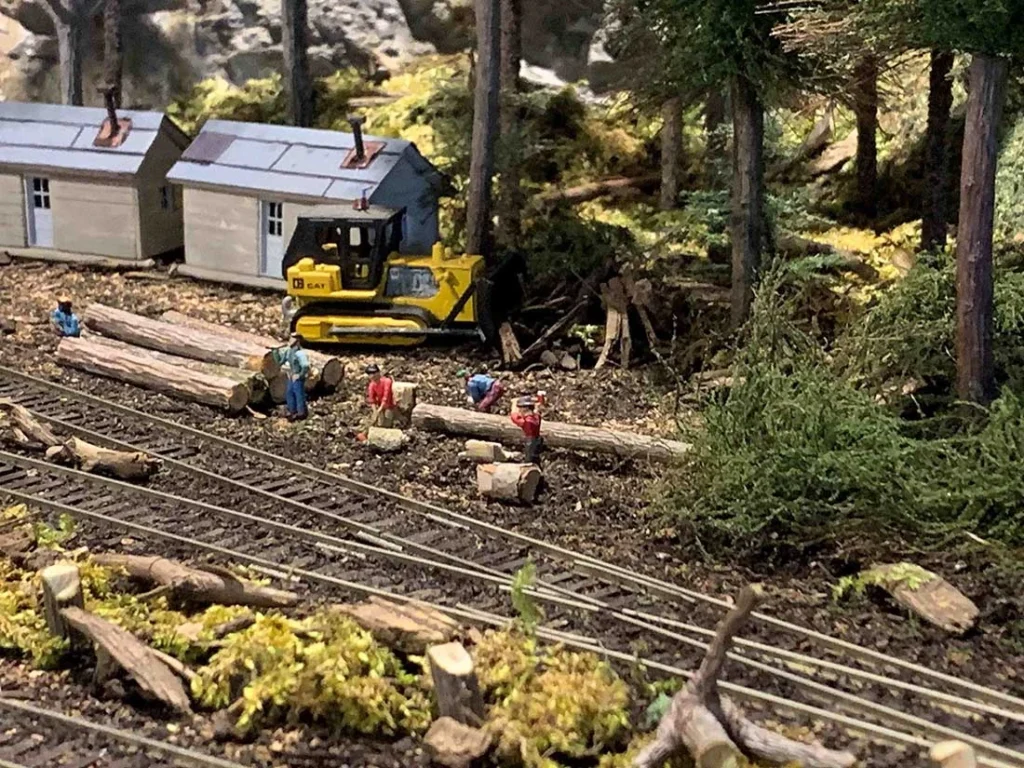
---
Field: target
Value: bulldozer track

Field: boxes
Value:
[0,366,1022,767]
[0,698,245,768]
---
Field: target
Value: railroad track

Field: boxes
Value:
[1,366,1023,766]
[0,698,245,768]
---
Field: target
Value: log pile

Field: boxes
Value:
[49,304,345,413]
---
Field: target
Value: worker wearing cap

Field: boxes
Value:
[511,395,544,465]
[458,369,504,413]
[272,333,310,420]
[50,298,81,338]
[365,363,396,428]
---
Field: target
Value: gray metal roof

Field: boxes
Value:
[0,101,186,177]
[166,119,441,203]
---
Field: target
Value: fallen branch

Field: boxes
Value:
[92,554,299,608]
[533,174,660,207]
[634,585,856,768]
[0,399,60,449]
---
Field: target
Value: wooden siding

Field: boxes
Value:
[51,178,137,259]
[183,188,258,275]
[0,172,25,247]
[137,130,186,257]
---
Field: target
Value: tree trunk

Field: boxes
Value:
[465,0,501,259]
[56,11,85,106]
[83,304,274,375]
[82,333,271,404]
[57,336,251,412]
[158,310,343,387]
[476,462,541,503]
[660,96,683,210]
[92,554,299,608]
[412,403,691,462]
[730,74,765,329]
[281,0,313,127]
[427,642,485,726]
[956,54,1007,404]
[102,0,122,106]
[922,50,955,252]
[41,563,84,641]
[704,88,726,186]
[46,436,162,481]
[497,0,523,246]
[852,54,879,218]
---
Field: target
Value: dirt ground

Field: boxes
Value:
[1,260,1023,759]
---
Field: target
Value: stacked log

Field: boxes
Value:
[159,310,344,388]
[57,336,250,413]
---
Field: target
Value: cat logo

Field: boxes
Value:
[291,278,304,289]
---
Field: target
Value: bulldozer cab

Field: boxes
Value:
[282,210,404,289]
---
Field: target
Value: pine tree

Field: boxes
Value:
[466,0,501,259]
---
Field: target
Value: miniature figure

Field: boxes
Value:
[458,369,505,413]
[365,363,396,428]
[271,332,310,421]
[50,298,81,338]
[511,394,544,465]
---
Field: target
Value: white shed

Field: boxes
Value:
[0,101,189,262]
[166,119,446,290]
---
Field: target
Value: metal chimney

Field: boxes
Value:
[349,115,366,162]
[104,88,119,136]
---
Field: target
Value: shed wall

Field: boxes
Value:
[138,129,185,257]
[0,172,25,247]
[51,178,137,259]
[183,188,259,275]
[372,156,440,255]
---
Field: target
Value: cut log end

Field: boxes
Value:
[428,641,485,726]
[477,462,541,504]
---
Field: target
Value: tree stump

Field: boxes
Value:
[635,585,856,768]
[428,642,485,726]
[477,463,541,504]
[367,427,409,453]
[392,382,417,427]
[459,439,517,463]
[41,562,84,640]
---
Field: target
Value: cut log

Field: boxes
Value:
[458,439,517,463]
[83,304,272,374]
[367,427,409,452]
[158,310,344,388]
[80,335,271,405]
[634,585,856,768]
[808,130,857,176]
[46,437,161,481]
[267,371,289,403]
[424,717,493,768]
[498,321,523,365]
[931,741,977,768]
[862,563,979,634]
[533,174,660,207]
[596,277,631,370]
[477,462,541,504]
[91,554,299,609]
[57,336,250,413]
[0,398,60,449]
[428,642,485,726]
[334,597,459,655]
[41,562,84,640]
[413,403,691,463]
[392,382,417,428]
[60,605,192,713]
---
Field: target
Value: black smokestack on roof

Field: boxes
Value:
[104,88,119,135]
[349,115,366,161]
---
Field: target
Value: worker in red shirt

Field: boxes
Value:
[511,395,544,465]
[365,363,396,428]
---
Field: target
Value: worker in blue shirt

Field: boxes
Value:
[49,299,81,338]
[272,333,311,421]
[458,369,505,413]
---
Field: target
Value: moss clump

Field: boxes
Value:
[191,611,431,736]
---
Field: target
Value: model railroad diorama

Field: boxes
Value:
[2,0,1024,764]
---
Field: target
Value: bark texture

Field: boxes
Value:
[102,0,122,106]
[92,554,299,608]
[413,403,691,462]
[46,436,161,481]
[41,563,84,640]
[852,54,879,217]
[57,336,250,413]
[704,88,726,186]
[427,642,485,726]
[56,14,84,105]
[922,50,955,252]
[497,0,523,246]
[281,0,314,127]
[956,54,1007,404]
[660,96,684,210]
[465,0,501,259]
[730,75,765,329]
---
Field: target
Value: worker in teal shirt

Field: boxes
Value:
[49,298,81,338]
[273,333,310,420]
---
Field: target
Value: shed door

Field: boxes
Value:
[26,177,53,248]
[260,201,284,277]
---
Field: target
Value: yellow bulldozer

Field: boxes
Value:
[283,207,516,347]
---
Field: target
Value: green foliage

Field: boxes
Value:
[192,611,430,736]
[0,559,66,668]
[832,562,935,601]
[996,114,1024,242]
[664,266,1024,561]
[167,76,288,135]
[33,514,76,549]
[510,561,543,634]
[859,0,1024,56]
